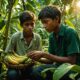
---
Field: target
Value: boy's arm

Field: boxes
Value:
[27,51,77,64]
[42,53,77,64]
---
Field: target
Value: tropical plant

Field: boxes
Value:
[0,0,80,80]
[41,63,80,80]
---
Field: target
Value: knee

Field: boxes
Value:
[31,67,42,76]
[7,69,19,80]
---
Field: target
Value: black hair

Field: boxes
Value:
[38,5,61,23]
[19,11,36,26]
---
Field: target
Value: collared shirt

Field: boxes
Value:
[48,24,80,65]
[5,31,42,55]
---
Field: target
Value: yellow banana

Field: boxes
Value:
[11,54,28,63]
[4,51,29,65]
[13,53,27,58]
[5,55,19,65]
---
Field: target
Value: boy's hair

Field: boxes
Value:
[38,5,61,23]
[19,11,36,25]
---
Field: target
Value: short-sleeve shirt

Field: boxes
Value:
[5,31,42,55]
[48,24,80,66]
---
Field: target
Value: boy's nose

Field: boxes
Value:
[43,24,47,28]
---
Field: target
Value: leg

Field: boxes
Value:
[20,67,33,80]
[7,68,20,80]
[31,64,55,80]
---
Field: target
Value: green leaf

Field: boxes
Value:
[13,0,18,7]
[0,48,3,53]
[53,63,73,80]
[65,19,75,29]
[0,71,6,78]
[71,65,80,73]
[61,0,73,5]
[44,0,51,5]
[25,2,35,13]
[69,73,78,80]
[53,63,80,80]
[0,19,5,30]
[41,67,56,78]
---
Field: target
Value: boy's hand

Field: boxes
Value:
[27,51,43,61]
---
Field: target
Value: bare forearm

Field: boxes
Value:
[43,53,76,64]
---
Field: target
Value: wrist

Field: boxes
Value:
[41,51,48,58]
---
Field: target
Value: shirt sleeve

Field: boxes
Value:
[66,29,80,56]
[5,35,16,53]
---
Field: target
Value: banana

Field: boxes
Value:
[14,53,28,59]
[4,51,30,65]
[5,55,19,65]
[11,54,28,63]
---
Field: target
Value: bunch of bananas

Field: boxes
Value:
[4,53,29,65]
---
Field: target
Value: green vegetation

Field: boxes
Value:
[0,0,80,80]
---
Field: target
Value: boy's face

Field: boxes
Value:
[22,20,35,34]
[41,18,59,33]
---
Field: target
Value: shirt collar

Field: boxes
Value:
[58,24,65,36]
[51,24,66,38]
[20,31,36,41]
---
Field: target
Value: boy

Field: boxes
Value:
[5,11,42,80]
[28,5,80,80]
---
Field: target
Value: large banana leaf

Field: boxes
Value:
[65,19,75,29]
[44,0,51,5]
[25,2,35,13]
[53,63,80,80]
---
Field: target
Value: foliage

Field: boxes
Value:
[41,63,80,80]
[53,63,80,80]
[0,0,80,50]
[34,21,49,51]
[0,0,80,79]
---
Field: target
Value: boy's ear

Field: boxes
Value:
[56,16,59,20]
[55,16,59,22]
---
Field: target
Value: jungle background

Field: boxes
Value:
[0,0,80,80]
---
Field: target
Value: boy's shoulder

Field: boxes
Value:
[34,32,41,38]
[62,24,77,35]
[11,31,21,39]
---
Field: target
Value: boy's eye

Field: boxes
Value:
[41,20,49,24]
[25,23,34,26]
[42,21,47,24]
